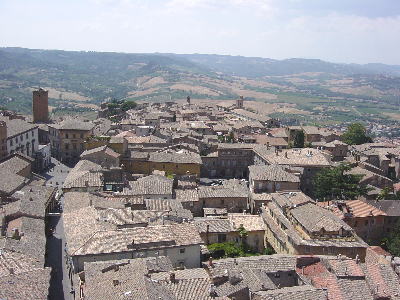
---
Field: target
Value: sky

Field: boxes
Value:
[1,0,400,64]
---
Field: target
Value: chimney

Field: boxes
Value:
[169,272,176,283]
[113,280,119,286]
[355,254,360,264]
[9,267,14,275]
[208,257,214,267]
[209,284,217,298]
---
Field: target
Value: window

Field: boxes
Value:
[26,133,28,139]
[80,133,84,138]
[73,134,76,138]
[179,248,185,254]
[218,234,227,243]
[66,133,69,138]
[65,144,69,150]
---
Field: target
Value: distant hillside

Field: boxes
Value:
[174,54,400,77]
[0,47,399,124]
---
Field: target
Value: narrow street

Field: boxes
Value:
[42,158,74,300]
[42,157,71,188]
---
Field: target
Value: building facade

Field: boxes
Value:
[48,120,94,164]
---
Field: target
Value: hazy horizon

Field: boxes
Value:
[1,0,400,65]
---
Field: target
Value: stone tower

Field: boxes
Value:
[0,121,7,159]
[32,88,49,123]
[236,96,244,108]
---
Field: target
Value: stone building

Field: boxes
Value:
[63,206,203,272]
[195,214,266,252]
[249,164,300,194]
[80,145,120,168]
[201,143,256,178]
[48,119,94,164]
[261,192,368,261]
[253,147,331,195]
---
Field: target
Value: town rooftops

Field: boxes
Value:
[4,185,56,218]
[253,285,328,300]
[302,126,340,137]
[318,200,387,219]
[126,175,173,196]
[254,147,331,167]
[2,217,47,265]
[231,109,271,122]
[0,249,51,300]
[298,255,400,300]
[290,202,353,234]
[83,257,175,300]
[80,145,120,158]
[153,268,221,300]
[232,120,265,130]
[272,192,314,208]
[206,254,297,276]
[62,192,126,213]
[365,199,400,217]
[263,202,367,249]
[48,118,94,131]
[149,151,202,164]
[0,156,30,195]
[249,164,300,182]
[63,160,103,189]
[64,207,203,256]
[198,184,248,199]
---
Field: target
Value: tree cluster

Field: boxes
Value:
[313,163,370,201]
[342,123,373,145]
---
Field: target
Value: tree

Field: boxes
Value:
[377,186,392,201]
[237,225,248,243]
[121,100,137,111]
[342,123,373,145]
[313,163,370,201]
[293,130,305,148]
[383,219,400,256]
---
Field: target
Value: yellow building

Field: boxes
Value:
[48,120,94,164]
